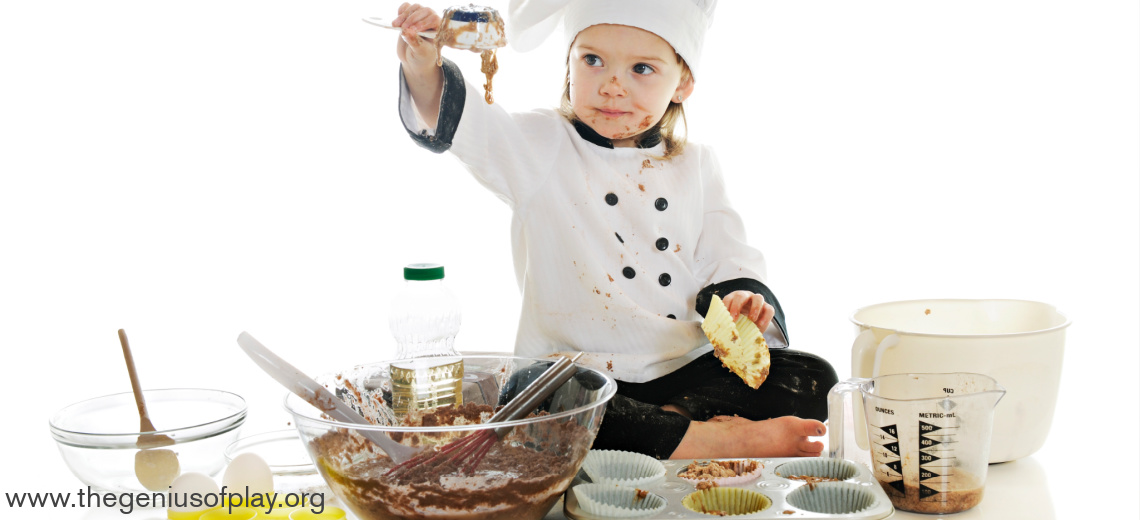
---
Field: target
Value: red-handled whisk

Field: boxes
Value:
[387,352,584,477]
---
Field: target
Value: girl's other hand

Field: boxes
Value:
[722,291,775,332]
[393,3,441,73]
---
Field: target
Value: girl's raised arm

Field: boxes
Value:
[393,3,443,127]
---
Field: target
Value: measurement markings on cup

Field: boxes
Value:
[871,423,906,495]
[871,413,961,500]
[918,414,959,502]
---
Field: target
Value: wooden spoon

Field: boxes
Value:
[118,329,176,448]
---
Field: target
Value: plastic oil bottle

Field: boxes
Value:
[388,263,464,417]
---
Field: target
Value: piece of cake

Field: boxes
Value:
[701,295,771,389]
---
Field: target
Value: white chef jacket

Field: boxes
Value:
[399,60,786,383]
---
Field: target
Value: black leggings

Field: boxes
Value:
[591,349,838,459]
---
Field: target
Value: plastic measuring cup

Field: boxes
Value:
[828,372,1005,514]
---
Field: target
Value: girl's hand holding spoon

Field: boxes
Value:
[393,3,442,70]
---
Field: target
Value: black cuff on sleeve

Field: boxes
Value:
[398,57,465,154]
[695,277,788,343]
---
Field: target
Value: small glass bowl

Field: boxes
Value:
[50,388,246,493]
[225,430,329,496]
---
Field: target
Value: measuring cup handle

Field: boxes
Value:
[827,378,870,460]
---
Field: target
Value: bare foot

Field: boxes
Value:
[668,416,826,459]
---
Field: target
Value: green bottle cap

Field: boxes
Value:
[403,263,445,281]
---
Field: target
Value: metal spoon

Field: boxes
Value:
[236,332,422,464]
[362,17,437,39]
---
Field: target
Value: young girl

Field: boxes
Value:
[392,0,838,459]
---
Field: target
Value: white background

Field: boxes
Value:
[1,1,1136,518]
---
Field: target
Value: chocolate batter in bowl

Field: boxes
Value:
[284,356,616,520]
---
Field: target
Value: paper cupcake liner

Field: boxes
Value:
[582,450,667,487]
[574,484,668,518]
[677,459,764,486]
[774,458,858,481]
[682,488,772,516]
[786,482,878,514]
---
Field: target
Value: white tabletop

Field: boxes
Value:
[8,455,1064,520]
[11,397,1118,520]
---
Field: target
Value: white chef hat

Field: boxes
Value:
[507,0,717,77]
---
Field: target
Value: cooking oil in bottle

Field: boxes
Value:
[389,356,464,417]
[388,263,464,418]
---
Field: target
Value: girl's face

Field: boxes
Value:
[568,24,694,147]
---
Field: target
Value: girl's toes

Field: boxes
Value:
[801,419,826,437]
[797,439,824,457]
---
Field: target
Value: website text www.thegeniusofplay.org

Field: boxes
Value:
[5,486,326,515]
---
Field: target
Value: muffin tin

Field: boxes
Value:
[564,456,894,519]
[582,450,668,487]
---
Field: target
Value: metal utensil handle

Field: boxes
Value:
[499,361,577,422]
[491,353,581,423]
[361,17,438,39]
[491,353,582,438]
[490,355,567,421]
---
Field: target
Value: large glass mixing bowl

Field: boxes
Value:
[284,355,615,520]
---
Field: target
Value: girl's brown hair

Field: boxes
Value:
[558,57,692,160]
